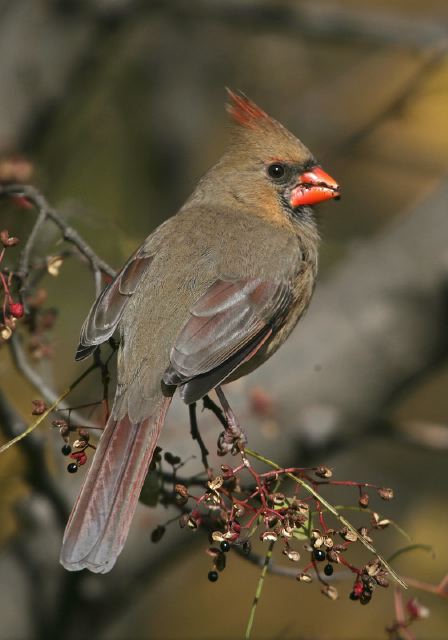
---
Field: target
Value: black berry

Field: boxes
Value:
[349,591,360,601]
[220,541,230,552]
[360,590,372,605]
[324,563,334,576]
[208,571,219,583]
[61,444,71,456]
[313,548,326,562]
[67,463,78,473]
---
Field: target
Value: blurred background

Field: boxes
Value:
[0,0,447,638]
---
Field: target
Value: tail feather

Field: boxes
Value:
[60,397,171,573]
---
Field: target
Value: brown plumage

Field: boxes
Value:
[60,89,340,573]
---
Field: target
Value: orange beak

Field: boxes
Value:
[290,166,340,208]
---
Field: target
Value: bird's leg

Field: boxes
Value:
[188,402,212,476]
[214,386,248,456]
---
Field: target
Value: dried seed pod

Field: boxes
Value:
[208,476,224,491]
[47,255,64,277]
[321,585,339,600]
[296,572,312,583]
[375,573,390,588]
[365,560,381,577]
[31,399,47,415]
[187,514,200,530]
[377,487,394,501]
[234,504,245,518]
[315,465,333,479]
[327,548,340,563]
[211,531,226,543]
[283,549,300,562]
[272,492,286,506]
[260,531,278,543]
[175,484,188,498]
[359,493,369,508]
[323,537,334,549]
[339,528,358,542]
[0,325,12,340]
[358,527,373,543]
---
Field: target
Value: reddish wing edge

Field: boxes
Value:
[76,250,152,361]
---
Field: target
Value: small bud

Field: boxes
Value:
[315,465,333,479]
[175,484,188,498]
[406,597,429,620]
[31,399,47,415]
[359,492,369,508]
[377,487,394,501]
[220,464,234,478]
[78,429,90,442]
[151,525,166,543]
[0,230,19,247]
[70,451,87,466]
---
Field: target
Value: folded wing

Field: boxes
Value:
[163,278,292,403]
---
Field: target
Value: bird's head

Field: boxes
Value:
[212,89,340,224]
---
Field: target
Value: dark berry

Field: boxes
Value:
[61,444,72,456]
[349,591,360,601]
[313,548,326,562]
[324,563,334,576]
[220,541,230,552]
[360,589,372,605]
[67,463,78,473]
[208,571,219,583]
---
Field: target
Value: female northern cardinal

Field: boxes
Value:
[60,90,340,573]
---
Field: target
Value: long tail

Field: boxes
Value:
[60,397,171,573]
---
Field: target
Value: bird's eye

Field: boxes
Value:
[267,163,286,180]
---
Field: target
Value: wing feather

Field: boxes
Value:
[76,250,152,360]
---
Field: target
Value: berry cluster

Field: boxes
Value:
[148,447,396,602]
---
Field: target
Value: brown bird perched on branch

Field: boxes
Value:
[60,89,340,573]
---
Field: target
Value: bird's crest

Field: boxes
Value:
[226,89,270,130]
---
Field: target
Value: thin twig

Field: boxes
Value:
[0,183,116,300]
[0,361,97,454]
[8,332,94,427]
[245,541,274,640]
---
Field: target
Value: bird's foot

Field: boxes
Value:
[215,386,248,456]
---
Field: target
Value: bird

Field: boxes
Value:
[60,89,340,573]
